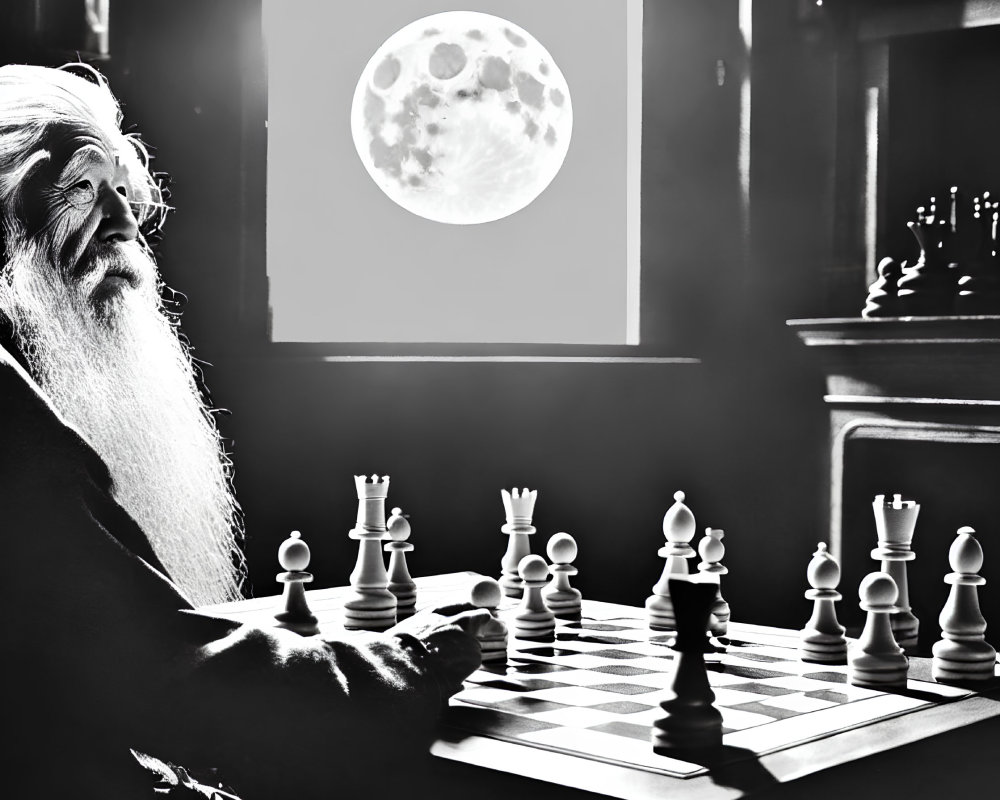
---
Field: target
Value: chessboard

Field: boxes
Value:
[446,598,978,780]
[203,572,1000,798]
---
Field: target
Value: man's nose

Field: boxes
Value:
[96,185,139,243]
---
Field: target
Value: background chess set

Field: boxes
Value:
[862,188,1000,317]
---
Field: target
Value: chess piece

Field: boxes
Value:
[384,507,416,620]
[652,577,724,753]
[512,554,555,640]
[646,491,697,631]
[470,577,508,663]
[274,531,320,636]
[872,494,920,650]
[932,527,997,683]
[697,528,729,637]
[956,194,1000,315]
[343,474,397,631]
[848,572,908,689]
[799,542,847,663]
[862,257,904,318]
[897,197,958,316]
[542,532,582,620]
[499,487,537,598]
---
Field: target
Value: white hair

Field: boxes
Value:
[0,65,244,605]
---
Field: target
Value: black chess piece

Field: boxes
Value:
[862,257,904,318]
[652,577,724,753]
[897,197,958,316]
[955,194,1000,315]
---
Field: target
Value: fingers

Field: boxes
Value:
[391,606,494,698]
[386,613,428,637]
[387,604,465,635]
[426,602,477,617]
[445,608,492,637]
[421,625,484,694]
[390,605,492,638]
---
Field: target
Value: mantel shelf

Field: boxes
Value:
[788,316,1000,556]
[787,316,1000,406]
[787,316,1000,348]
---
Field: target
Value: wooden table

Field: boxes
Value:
[203,572,1000,799]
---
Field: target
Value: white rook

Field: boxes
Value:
[871,493,920,650]
[344,474,397,631]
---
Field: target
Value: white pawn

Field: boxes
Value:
[471,577,509,664]
[513,555,556,640]
[274,531,319,636]
[385,507,417,620]
[542,532,582,620]
[646,491,697,630]
[932,527,997,683]
[697,528,729,637]
[848,572,908,688]
[799,543,847,663]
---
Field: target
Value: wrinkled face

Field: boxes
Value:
[24,128,147,315]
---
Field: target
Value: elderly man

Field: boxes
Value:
[0,63,486,799]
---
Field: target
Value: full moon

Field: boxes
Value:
[351,11,573,225]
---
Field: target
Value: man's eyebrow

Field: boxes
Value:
[56,144,111,180]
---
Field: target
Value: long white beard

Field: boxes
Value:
[0,240,244,606]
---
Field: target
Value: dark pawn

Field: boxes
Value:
[863,257,904,318]
[652,578,724,753]
[955,195,1000,315]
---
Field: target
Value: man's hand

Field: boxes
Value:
[390,604,492,697]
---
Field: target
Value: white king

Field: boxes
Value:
[354,474,390,534]
[502,487,538,530]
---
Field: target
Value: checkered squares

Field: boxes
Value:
[446,608,974,779]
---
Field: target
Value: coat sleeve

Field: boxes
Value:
[0,348,458,799]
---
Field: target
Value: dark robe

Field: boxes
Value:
[0,344,462,799]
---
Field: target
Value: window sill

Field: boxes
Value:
[250,342,699,365]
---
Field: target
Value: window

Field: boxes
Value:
[263,0,642,345]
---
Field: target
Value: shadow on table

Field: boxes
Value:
[435,705,780,799]
[670,743,779,796]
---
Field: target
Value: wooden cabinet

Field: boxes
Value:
[788,315,1000,622]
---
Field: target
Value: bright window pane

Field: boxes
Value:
[264,0,642,344]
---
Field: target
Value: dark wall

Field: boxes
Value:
[883,25,1000,264]
[216,357,710,607]
[3,0,838,627]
